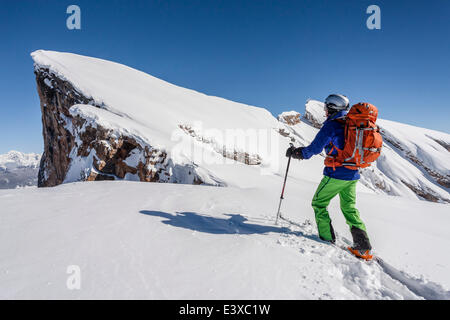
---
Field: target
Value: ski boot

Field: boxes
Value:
[347,247,373,261]
[348,227,373,260]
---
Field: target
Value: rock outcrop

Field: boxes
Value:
[34,66,203,187]
[277,111,301,126]
[178,125,262,165]
[303,99,326,128]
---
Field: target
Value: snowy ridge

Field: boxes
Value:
[0,151,41,189]
[0,151,40,170]
[32,50,285,187]
[31,50,279,154]
[31,50,449,202]
[296,100,450,202]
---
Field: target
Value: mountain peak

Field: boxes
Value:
[0,151,41,170]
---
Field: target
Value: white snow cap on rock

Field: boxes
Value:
[304,99,326,127]
[31,50,279,152]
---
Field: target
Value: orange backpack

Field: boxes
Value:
[325,102,383,170]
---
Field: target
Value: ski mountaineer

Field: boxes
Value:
[286,94,373,261]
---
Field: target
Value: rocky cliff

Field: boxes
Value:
[32,50,281,188]
[34,66,204,187]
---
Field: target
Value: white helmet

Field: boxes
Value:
[324,94,350,111]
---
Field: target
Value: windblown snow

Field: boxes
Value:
[1,50,449,299]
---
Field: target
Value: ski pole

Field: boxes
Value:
[275,143,293,225]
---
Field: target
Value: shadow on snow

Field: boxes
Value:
[139,210,320,241]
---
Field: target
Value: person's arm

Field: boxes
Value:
[301,122,333,159]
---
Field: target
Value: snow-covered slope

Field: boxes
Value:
[301,100,450,203]
[0,151,41,189]
[1,50,448,299]
[32,50,282,187]
[1,181,449,299]
[31,50,449,203]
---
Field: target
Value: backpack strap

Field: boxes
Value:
[325,142,340,171]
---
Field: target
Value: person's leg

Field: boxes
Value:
[339,180,371,250]
[311,176,344,242]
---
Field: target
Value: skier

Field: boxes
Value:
[286,94,373,260]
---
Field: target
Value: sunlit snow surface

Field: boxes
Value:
[4,50,447,299]
[0,181,449,299]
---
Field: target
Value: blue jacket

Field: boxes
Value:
[301,110,360,181]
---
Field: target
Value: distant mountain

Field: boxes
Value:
[0,151,41,189]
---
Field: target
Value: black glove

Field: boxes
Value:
[286,146,304,160]
[285,145,296,158]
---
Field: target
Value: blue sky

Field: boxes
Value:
[0,0,449,154]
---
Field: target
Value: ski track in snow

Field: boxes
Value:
[2,180,449,299]
[270,214,449,300]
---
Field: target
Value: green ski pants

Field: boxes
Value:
[311,176,368,242]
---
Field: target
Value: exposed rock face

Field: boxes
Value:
[277,128,296,143]
[178,125,262,165]
[401,180,441,203]
[35,67,90,187]
[277,111,301,126]
[69,116,165,183]
[431,138,450,152]
[381,131,450,191]
[35,67,202,187]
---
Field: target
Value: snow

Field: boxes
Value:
[13,50,449,299]
[277,111,300,123]
[43,78,53,88]
[279,111,299,117]
[0,151,40,170]
[0,181,449,299]
[378,119,450,176]
[304,99,326,125]
[69,104,156,148]
[365,120,450,202]
[32,50,280,154]
[0,151,41,189]
[31,50,450,202]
